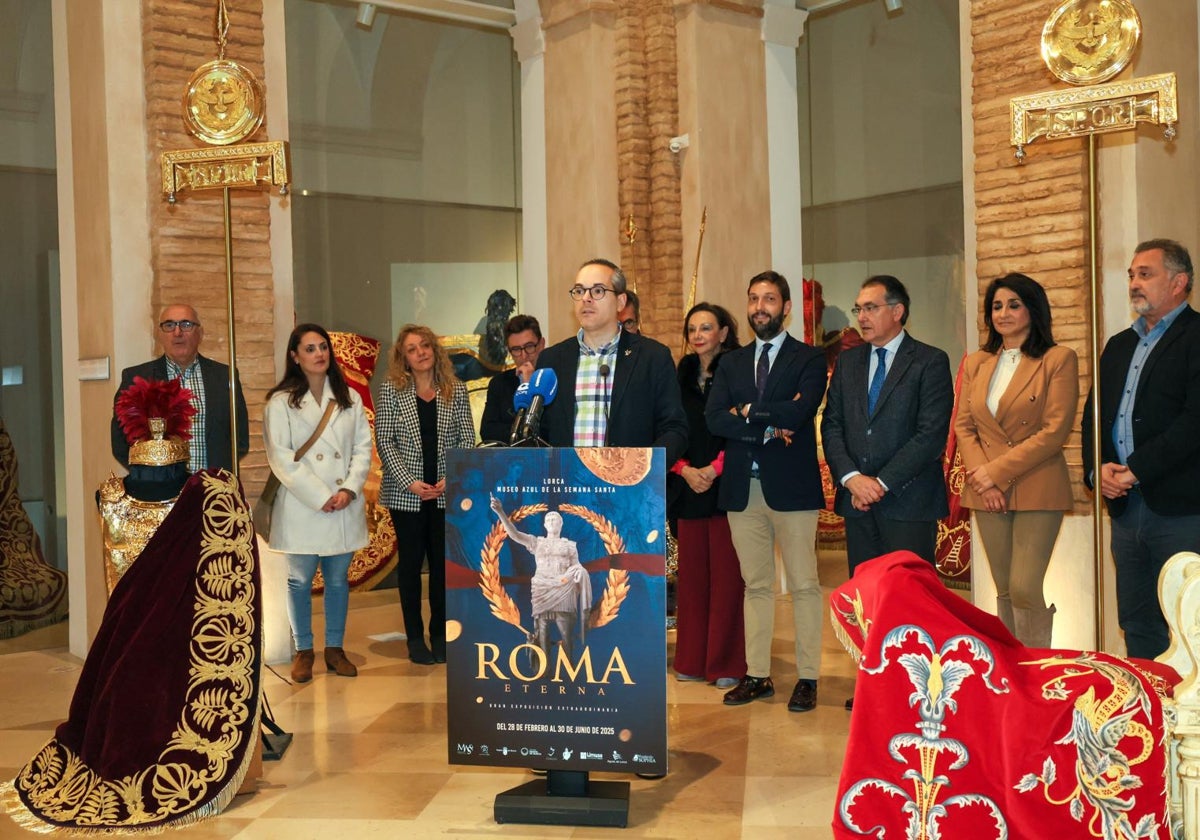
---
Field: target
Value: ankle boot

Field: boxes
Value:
[996,595,1015,635]
[1013,604,1056,648]
[324,647,358,677]
[291,649,315,683]
[408,639,435,665]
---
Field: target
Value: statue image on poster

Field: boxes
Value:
[489,496,592,660]
[444,447,667,777]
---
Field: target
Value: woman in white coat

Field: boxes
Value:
[264,323,372,683]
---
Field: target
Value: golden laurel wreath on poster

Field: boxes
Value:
[1041,0,1141,85]
[478,504,629,637]
[182,58,265,146]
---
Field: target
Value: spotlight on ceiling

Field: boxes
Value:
[884,0,903,11]
[356,3,377,29]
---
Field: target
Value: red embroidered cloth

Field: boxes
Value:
[831,552,1177,840]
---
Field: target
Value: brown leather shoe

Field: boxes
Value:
[788,679,817,712]
[291,649,314,683]
[723,675,774,706]
[324,647,358,677]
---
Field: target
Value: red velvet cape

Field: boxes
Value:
[831,552,1177,840]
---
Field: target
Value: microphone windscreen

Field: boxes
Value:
[513,381,533,410]
[599,364,610,378]
[529,368,559,404]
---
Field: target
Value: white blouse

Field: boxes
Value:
[985,348,1023,417]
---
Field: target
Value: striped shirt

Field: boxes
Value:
[571,329,620,447]
[167,357,206,471]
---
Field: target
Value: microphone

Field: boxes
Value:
[521,368,559,443]
[508,382,533,446]
[599,363,611,445]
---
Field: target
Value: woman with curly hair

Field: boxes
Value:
[376,324,476,664]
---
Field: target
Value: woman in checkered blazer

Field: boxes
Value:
[376,324,476,664]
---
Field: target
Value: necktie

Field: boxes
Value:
[756,343,771,401]
[867,347,887,415]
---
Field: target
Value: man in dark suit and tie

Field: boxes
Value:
[707,270,828,713]
[1082,239,1200,660]
[536,258,687,463]
[821,275,953,574]
[111,303,249,473]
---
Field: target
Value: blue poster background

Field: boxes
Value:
[444,447,667,775]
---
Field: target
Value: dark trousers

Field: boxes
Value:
[389,503,446,645]
[1111,491,1200,660]
[845,510,937,575]
[673,515,746,681]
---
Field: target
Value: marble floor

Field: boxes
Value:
[0,552,859,838]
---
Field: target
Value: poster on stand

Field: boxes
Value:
[444,447,667,777]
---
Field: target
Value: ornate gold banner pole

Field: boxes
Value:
[160,0,290,476]
[1010,0,1176,651]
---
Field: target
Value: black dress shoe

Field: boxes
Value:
[408,641,435,665]
[431,638,446,664]
[788,680,817,713]
[723,675,775,706]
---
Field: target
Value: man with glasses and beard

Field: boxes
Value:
[480,314,546,444]
[706,270,828,713]
[1083,239,1200,660]
[535,258,686,462]
[111,303,249,473]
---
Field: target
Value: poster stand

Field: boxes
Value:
[494,769,629,827]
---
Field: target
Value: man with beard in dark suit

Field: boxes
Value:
[707,270,828,713]
[111,303,249,473]
[1083,239,1200,660]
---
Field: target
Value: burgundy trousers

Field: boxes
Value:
[672,514,746,681]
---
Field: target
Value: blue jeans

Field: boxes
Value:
[1111,492,1200,659]
[286,552,353,651]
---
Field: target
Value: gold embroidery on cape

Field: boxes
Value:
[98,474,177,593]
[14,472,258,829]
[1016,652,1166,838]
[478,503,629,637]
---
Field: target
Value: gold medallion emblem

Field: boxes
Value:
[182,59,264,145]
[1041,0,1141,85]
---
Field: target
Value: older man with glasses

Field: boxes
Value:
[111,303,249,473]
[534,258,687,461]
[479,314,546,444]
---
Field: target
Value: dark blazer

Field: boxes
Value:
[111,355,249,472]
[536,330,688,464]
[1082,305,1200,517]
[706,334,828,512]
[479,369,521,444]
[669,351,727,520]
[821,333,953,521]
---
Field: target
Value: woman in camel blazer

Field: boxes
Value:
[955,273,1078,647]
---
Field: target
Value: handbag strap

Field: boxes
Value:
[294,400,337,462]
